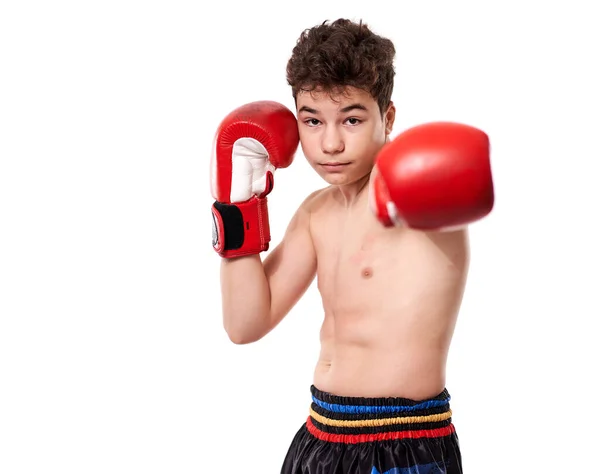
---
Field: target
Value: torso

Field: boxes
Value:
[308,184,470,400]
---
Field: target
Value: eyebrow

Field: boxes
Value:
[298,103,369,114]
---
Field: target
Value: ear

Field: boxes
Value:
[384,102,396,136]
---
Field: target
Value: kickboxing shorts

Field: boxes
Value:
[281,385,462,473]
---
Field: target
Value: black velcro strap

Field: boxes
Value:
[212,201,244,250]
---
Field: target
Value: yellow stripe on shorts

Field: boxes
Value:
[309,407,452,428]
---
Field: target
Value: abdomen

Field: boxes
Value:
[314,229,469,398]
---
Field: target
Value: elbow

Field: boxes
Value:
[223,322,264,345]
[227,331,260,345]
[222,307,273,345]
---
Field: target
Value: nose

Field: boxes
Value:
[321,125,344,155]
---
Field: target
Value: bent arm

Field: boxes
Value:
[220,192,319,344]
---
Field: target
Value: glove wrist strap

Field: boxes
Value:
[211,196,271,258]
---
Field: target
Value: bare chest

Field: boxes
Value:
[309,203,469,315]
[311,207,403,300]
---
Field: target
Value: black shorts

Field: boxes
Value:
[281,385,462,473]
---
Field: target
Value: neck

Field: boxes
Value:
[336,173,371,208]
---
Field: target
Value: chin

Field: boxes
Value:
[318,172,345,183]
[321,173,359,186]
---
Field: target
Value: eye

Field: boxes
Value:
[304,118,321,127]
[345,117,362,126]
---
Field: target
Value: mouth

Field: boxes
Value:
[319,162,351,172]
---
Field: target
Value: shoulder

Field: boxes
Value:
[281,186,332,234]
[299,185,335,214]
[421,227,471,265]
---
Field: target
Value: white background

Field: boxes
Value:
[1,0,599,472]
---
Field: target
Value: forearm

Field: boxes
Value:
[220,255,272,344]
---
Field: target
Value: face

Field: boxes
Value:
[296,86,395,186]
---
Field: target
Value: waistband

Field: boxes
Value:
[306,385,455,444]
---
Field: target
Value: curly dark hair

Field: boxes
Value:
[286,18,396,115]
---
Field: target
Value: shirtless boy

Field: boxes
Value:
[210,18,494,474]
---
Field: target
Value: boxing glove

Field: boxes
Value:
[211,101,299,257]
[370,122,494,230]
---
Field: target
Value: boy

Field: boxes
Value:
[210,18,494,474]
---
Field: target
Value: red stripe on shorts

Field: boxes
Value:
[305,416,455,444]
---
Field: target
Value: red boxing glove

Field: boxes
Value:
[211,101,299,257]
[370,122,494,230]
